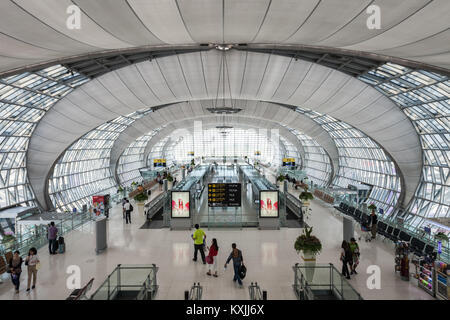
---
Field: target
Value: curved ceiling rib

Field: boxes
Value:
[27,50,420,210]
[108,101,339,183]
[1,0,449,75]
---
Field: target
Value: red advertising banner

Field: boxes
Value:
[92,195,105,216]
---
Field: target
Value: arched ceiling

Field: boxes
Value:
[109,109,340,182]
[1,0,449,76]
[27,50,421,210]
[109,100,339,174]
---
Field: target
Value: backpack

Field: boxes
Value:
[129,204,133,212]
[58,236,64,244]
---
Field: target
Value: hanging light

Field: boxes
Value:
[207,46,242,115]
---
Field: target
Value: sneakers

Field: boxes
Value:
[353,270,358,275]
[15,290,19,294]
[207,272,212,276]
[32,285,35,289]
[26,288,30,292]
[213,274,218,278]
[346,276,351,280]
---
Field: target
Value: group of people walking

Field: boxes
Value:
[8,247,40,294]
[340,238,360,279]
[7,221,64,294]
[191,224,246,288]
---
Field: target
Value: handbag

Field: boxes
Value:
[238,264,247,279]
[206,256,213,264]
[35,262,41,271]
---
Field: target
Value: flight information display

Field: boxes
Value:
[282,158,295,166]
[208,183,241,207]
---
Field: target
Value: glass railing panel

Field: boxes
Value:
[91,276,111,300]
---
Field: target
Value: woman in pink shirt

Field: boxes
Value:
[206,238,219,277]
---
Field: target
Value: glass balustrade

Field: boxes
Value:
[293,263,363,300]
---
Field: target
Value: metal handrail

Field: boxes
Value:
[248,282,266,300]
[145,192,166,219]
[90,264,159,300]
[186,282,202,300]
[292,263,363,300]
[337,200,449,262]
[0,210,93,258]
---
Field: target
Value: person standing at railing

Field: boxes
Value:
[8,250,22,294]
[25,247,39,292]
[47,222,58,255]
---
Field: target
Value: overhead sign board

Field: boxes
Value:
[208,183,241,207]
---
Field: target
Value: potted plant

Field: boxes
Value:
[294,227,322,282]
[276,174,285,189]
[166,172,174,190]
[299,186,314,207]
[117,185,124,193]
[134,191,148,216]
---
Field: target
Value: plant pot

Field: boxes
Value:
[136,201,145,216]
[302,250,317,283]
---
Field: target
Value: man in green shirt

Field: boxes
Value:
[192,224,206,264]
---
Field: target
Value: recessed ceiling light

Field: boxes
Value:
[207,107,242,114]
[214,44,233,51]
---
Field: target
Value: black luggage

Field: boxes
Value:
[239,264,247,279]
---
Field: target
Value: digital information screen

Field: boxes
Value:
[282,158,295,166]
[153,159,166,167]
[208,183,241,207]
[171,191,190,218]
[259,190,279,218]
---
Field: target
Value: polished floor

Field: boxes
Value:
[0,182,433,300]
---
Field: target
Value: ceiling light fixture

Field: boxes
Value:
[207,107,241,114]
[215,44,233,51]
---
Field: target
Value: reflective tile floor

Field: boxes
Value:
[0,185,433,300]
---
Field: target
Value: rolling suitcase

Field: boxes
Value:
[58,236,65,253]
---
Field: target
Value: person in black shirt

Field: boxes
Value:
[370,211,378,239]
[340,241,352,279]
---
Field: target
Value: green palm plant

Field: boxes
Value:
[134,191,148,202]
[294,227,322,255]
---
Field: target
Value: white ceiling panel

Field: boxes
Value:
[0,0,448,74]
[127,0,194,44]
[14,0,133,49]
